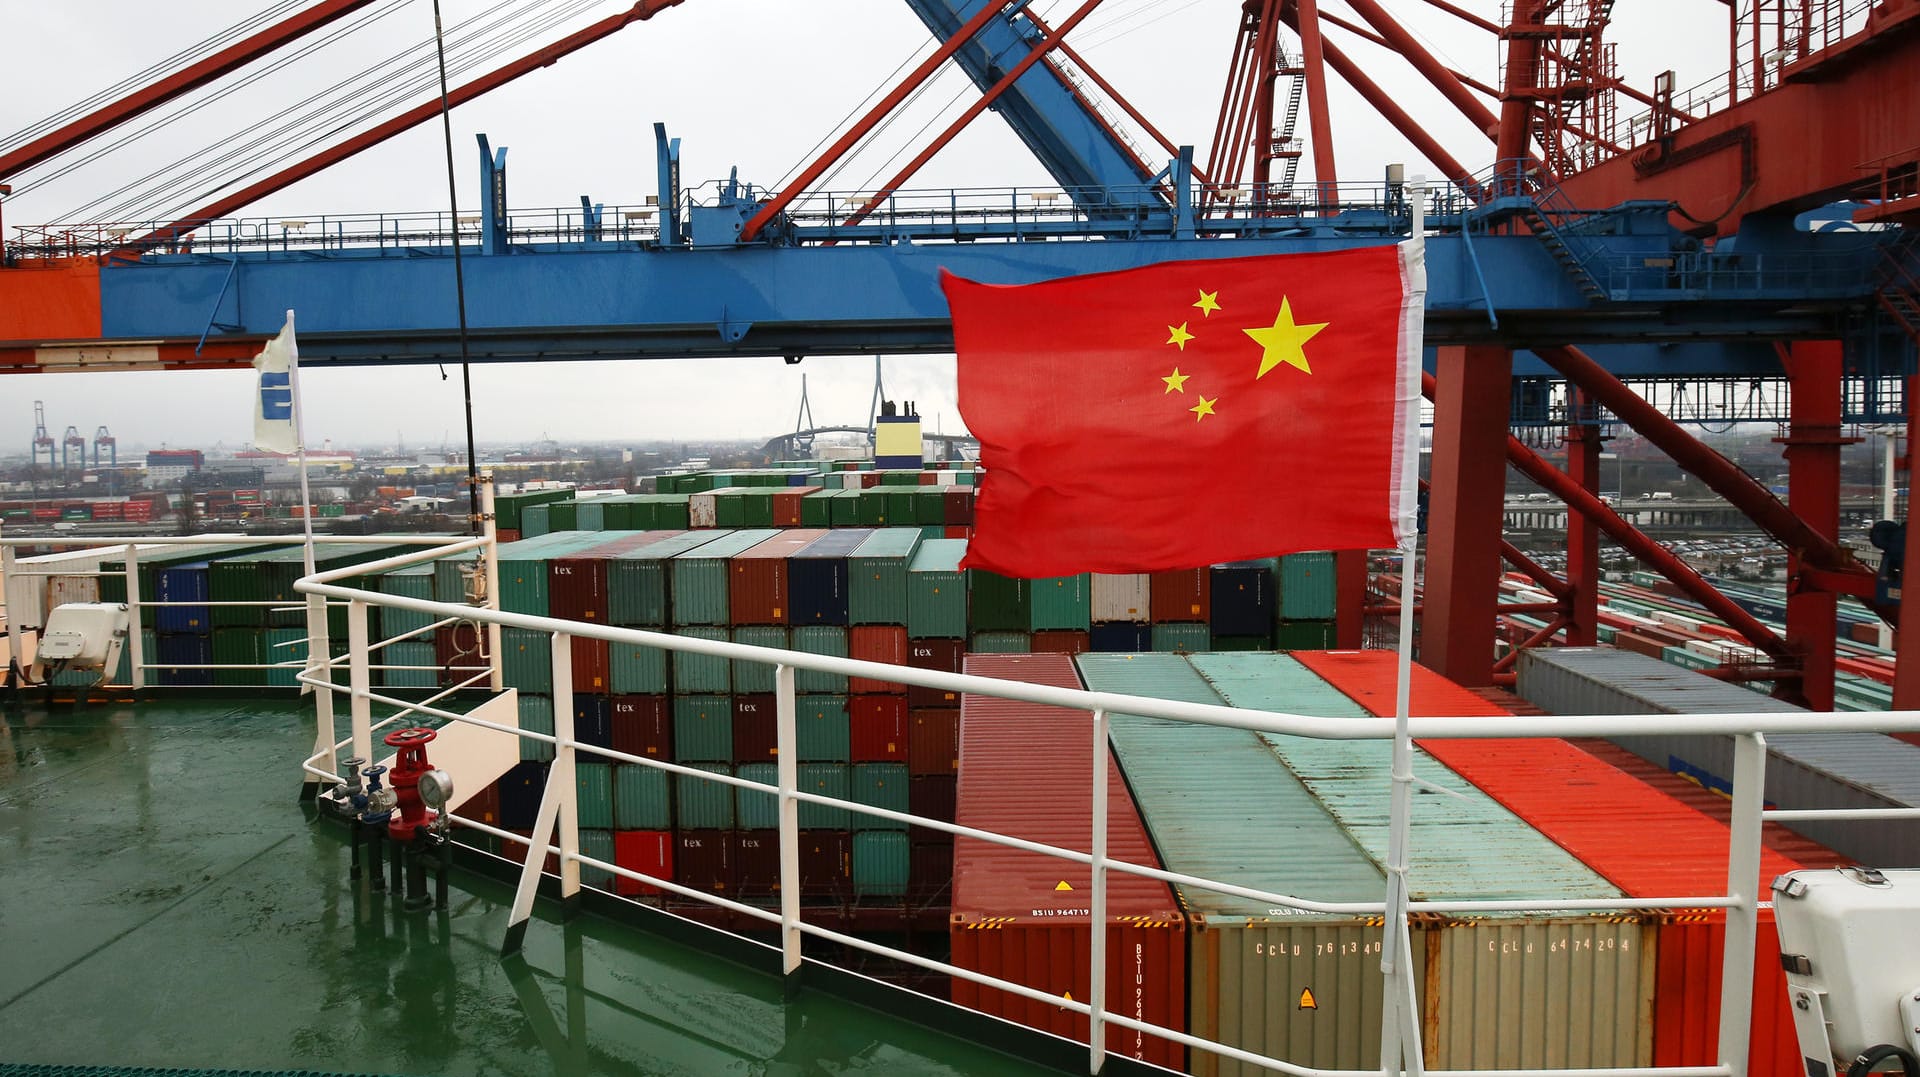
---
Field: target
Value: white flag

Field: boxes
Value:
[252,311,299,454]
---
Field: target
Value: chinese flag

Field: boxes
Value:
[945,245,1422,577]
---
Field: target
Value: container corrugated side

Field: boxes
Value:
[1090,573,1150,623]
[1075,652,1386,1075]
[848,528,922,625]
[1517,648,1919,867]
[953,653,1185,1071]
[730,529,828,625]
[1027,574,1091,631]
[608,531,732,628]
[789,529,871,627]
[1191,652,1654,1068]
[1295,649,1811,1077]
[671,529,781,626]
[905,539,968,639]
[1279,552,1336,619]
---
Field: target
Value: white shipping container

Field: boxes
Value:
[1091,573,1151,623]
[688,491,719,528]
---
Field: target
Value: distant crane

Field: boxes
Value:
[92,425,115,467]
[61,425,87,472]
[30,401,55,468]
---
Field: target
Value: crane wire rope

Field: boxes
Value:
[64,0,610,224]
[0,0,306,152]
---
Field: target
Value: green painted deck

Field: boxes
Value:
[0,697,1053,1076]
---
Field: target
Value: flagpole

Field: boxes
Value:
[283,309,318,581]
[1378,178,1429,1076]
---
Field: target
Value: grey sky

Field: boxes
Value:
[1,0,1729,451]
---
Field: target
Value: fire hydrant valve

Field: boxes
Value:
[384,726,440,841]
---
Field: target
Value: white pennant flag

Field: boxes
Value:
[252,311,300,454]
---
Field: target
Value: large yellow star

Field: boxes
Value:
[1193,290,1221,317]
[1166,322,1194,350]
[1243,298,1328,378]
[1190,396,1217,421]
[1163,368,1189,393]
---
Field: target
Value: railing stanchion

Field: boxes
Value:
[347,599,373,766]
[552,631,582,914]
[1718,731,1767,1077]
[1089,707,1110,1075]
[480,473,503,692]
[776,662,802,982]
[122,544,146,692]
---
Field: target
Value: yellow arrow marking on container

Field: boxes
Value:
[1055,880,1074,891]
[1298,988,1317,1011]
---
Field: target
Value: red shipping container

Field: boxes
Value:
[859,473,883,488]
[735,830,781,899]
[732,693,778,763]
[910,838,953,903]
[1293,649,1829,1077]
[942,525,970,540]
[1148,568,1208,622]
[674,829,733,897]
[551,531,678,621]
[572,638,610,693]
[908,773,955,822]
[951,654,1185,1070]
[941,486,973,525]
[908,707,959,776]
[507,829,560,875]
[916,472,938,486]
[614,829,672,896]
[609,695,671,758]
[800,830,851,902]
[435,622,489,686]
[1029,630,1089,654]
[906,638,964,708]
[730,529,829,625]
[849,625,908,694]
[494,528,521,543]
[461,781,502,830]
[851,694,909,761]
[772,486,822,527]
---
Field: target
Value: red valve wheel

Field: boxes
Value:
[384,727,437,747]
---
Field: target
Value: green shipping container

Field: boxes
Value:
[790,626,848,693]
[580,828,615,890]
[885,488,917,525]
[968,570,1029,631]
[576,500,606,531]
[1151,623,1211,653]
[613,763,671,829]
[382,641,438,689]
[796,694,851,761]
[675,763,735,829]
[500,627,552,693]
[736,763,781,830]
[1274,619,1335,650]
[672,626,731,694]
[519,695,555,762]
[729,626,788,693]
[905,539,968,639]
[796,763,851,829]
[497,533,609,616]
[576,762,614,829]
[800,491,836,526]
[713,488,750,528]
[849,762,908,831]
[1028,574,1091,631]
[969,631,1030,654]
[672,694,733,761]
[913,488,947,525]
[829,490,862,526]
[609,639,668,695]
[373,564,436,640]
[671,529,780,625]
[548,501,578,531]
[609,530,727,626]
[1280,551,1337,620]
[211,627,265,686]
[852,830,910,897]
[856,489,889,526]
[848,528,921,625]
[262,628,309,688]
[522,504,552,537]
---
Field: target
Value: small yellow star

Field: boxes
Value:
[1244,297,1329,378]
[1166,322,1194,350]
[1162,368,1189,393]
[1193,290,1221,317]
[1190,396,1217,421]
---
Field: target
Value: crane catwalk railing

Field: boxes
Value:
[272,527,1920,1077]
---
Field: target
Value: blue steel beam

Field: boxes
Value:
[899,0,1162,214]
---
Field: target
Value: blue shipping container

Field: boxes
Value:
[155,563,213,633]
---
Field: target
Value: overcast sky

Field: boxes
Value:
[0,0,1729,452]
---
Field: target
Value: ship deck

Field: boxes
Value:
[0,693,1051,1077]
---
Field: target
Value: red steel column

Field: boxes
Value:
[1780,341,1845,709]
[1424,345,1513,685]
[1898,374,1920,708]
[1564,389,1603,645]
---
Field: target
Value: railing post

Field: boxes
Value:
[1718,731,1767,1077]
[551,631,582,915]
[347,598,373,766]
[1089,708,1110,1075]
[776,662,802,984]
[122,544,145,691]
[480,473,503,692]
[303,581,336,797]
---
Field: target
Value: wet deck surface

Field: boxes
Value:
[0,695,1049,1076]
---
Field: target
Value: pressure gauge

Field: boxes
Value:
[417,769,455,811]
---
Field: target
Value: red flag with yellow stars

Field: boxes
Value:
[943,245,1423,576]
